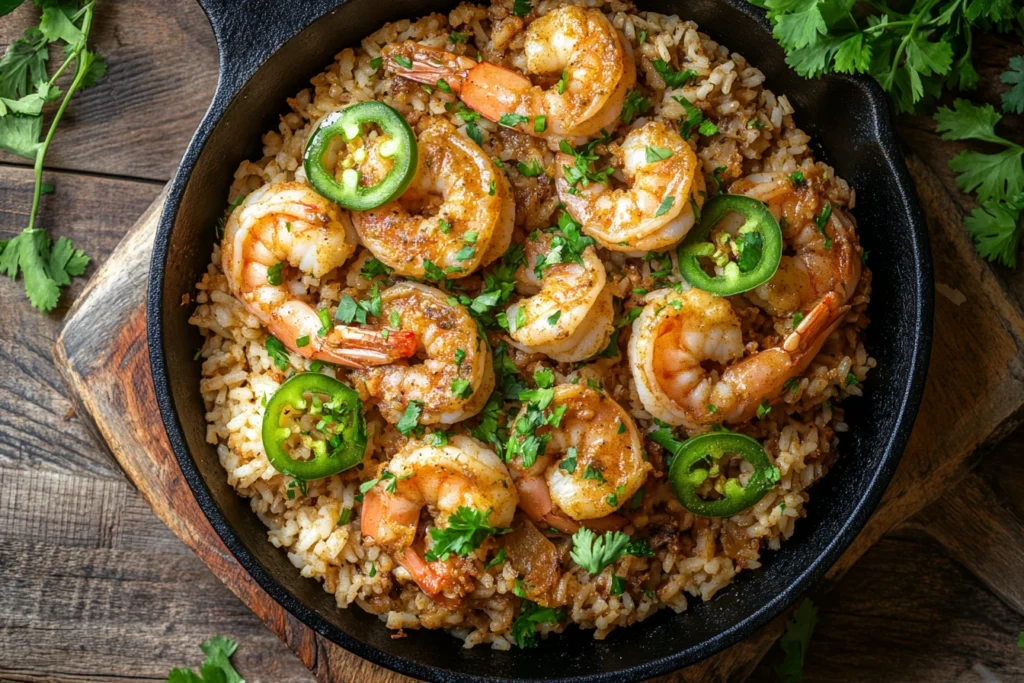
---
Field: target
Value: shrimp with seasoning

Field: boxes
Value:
[361,434,517,602]
[505,231,615,362]
[731,173,862,317]
[384,5,635,138]
[507,384,650,533]
[351,117,514,280]
[557,120,705,253]
[628,285,850,428]
[349,282,494,425]
[221,182,416,368]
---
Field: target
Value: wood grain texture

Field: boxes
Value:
[750,525,1024,683]
[0,2,218,180]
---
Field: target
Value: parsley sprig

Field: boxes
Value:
[506,367,567,467]
[935,99,1024,267]
[167,635,244,683]
[750,0,1022,113]
[424,506,510,561]
[569,527,652,576]
[0,1,106,312]
[511,599,566,648]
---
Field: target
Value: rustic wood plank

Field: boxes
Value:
[0,167,161,478]
[0,0,218,181]
[910,473,1024,617]
[750,526,1024,682]
[0,540,313,683]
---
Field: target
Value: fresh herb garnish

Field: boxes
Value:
[0,0,105,312]
[166,635,243,683]
[652,59,696,88]
[570,528,631,575]
[511,599,565,648]
[265,336,290,371]
[620,89,650,124]
[396,400,423,436]
[424,506,510,561]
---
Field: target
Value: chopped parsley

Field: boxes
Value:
[512,0,532,17]
[396,400,424,436]
[517,159,544,177]
[620,89,651,124]
[499,112,529,128]
[559,446,578,474]
[655,195,675,217]
[452,378,473,398]
[652,59,697,88]
[265,336,290,371]
[424,506,511,562]
[485,548,507,570]
[559,132,615,190]
[266,261,284,286]
[570,528,630,575]
[511,599,565,648]
[645,145,673,163]
[448,32,470,44]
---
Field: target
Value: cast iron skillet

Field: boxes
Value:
[148,0,933,680]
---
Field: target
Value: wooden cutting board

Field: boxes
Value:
[51,144,1024,681]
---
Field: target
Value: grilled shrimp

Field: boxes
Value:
[385,5,635,138]
[628,287,848,428]
[507,384,650,532]
[350,117,514,280]
[361,434,517,601]
[556,121,704,253]
[349,282,494,425]
[731,173,862,317]
[221,182,416,368]
[505,231,615,362]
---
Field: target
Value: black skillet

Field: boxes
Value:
[147,0,933,680]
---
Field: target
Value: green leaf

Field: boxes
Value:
[78,50,107,90]
[0,230,25,278]
[1001,55,1024,114]
[0,0,26,17]
[168,636,244,683]
[511,599,565,648]
[396,399,423,436]
[904,30,952,77]
[934,100,1007,145]
[0,112,41,158]
[964,194,1023,268]
[39,6,83,45]
[833,33,871,73]
[424,506,510,562]
[569,528,631,575]
[776,599,818,683]
[948,148,1024,203]
[772,0,827,51]
[0,90,46,115]
[47,235,89,285]
[0,27,49,100]
[18,228,60,311]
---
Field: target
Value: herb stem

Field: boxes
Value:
[28,2,95,231]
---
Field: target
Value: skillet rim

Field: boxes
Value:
[146,1,934,680]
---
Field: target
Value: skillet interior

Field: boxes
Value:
[148,0,932,680]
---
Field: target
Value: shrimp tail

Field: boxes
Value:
[783,292,847,355]
[384,42,476,92]
[322,326,418,369]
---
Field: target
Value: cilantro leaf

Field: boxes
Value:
[964,194,1023,268]
[48,235,89,286]
[569,527,631,575]
[775,599,818,683]
[620,89,650,124]
[424,506,510,561]
[935,100,1024,202]
[167,635,244,683]
[511,599,565,648]
[396,400,423,436]
[0,27,49,100]
[1001,56,1024,114]
[0,112,42,158]
[265,336,290,371]
[652,59,696,88]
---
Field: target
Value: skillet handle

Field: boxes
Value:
[195,0,341,98]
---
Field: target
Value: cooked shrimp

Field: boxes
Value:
[732,174,862,316]
[385,5,635,138]
[361,434,517,600]
[556,121,704,253]
[505,231,614,362]
[350,117,514,280]
[507,384,650,531]
[221,182,416,368]
[628,287,848,428]
[349,282,494,425]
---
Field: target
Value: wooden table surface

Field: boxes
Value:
[1,2,1022,682]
